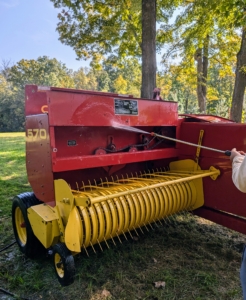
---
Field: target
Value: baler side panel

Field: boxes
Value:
[26,114,55,205]
[178,121,246,231]
[52,126,178,172]
[25,85,48,116]
[46,91,178,126]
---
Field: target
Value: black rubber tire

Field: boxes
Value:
[53,243,75,286]
[12,192,43,258]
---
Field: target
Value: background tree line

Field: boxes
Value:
[0,0,245,132]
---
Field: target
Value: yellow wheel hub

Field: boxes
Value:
[15,207,27,246]
[54,253,64,278]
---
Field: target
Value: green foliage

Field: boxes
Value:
[113,74,127,94]
[50,0,180,62]
[73,67,98,91]
[0,75,24,132]
[8,56,75,89]
[1,0,246,130]
[0,55,142,132]
[102,56,141,95]
[0,133,29,217]
[0,56,75,132]
[50,0,142,61]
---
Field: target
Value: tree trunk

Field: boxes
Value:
[202,35,209,100]
[194,37,209,114]
[230,28,246,123]
[141,0,156,99]
[195,48,206,112]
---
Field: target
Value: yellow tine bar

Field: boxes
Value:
[89,169,219,205]
[73,168,219,253]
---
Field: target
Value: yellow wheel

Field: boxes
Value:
[15,206,27,246]
[53,243,75,286]
[12,193,43,258]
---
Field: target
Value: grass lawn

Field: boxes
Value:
[0,132,244,300]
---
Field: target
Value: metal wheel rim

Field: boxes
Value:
[15,207,27,246]
[54,253,64,278]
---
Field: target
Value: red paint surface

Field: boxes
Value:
[25,85,179,206]
[25,85,246,234]
[178,121,246,225]
[25,114,54,205]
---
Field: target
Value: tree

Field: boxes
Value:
[169,0,245,119]
[0,56,75,132]
[113,74,127,94]
[102,56,141,96]
[230,27,246,122]
[141,0,156,98]
[50,0,179,98]
[194,36,208,113]
[8,56,75,89]
[216,0,246,122]
[0,59,13,80]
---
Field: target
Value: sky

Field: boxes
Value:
[0,0,89,71]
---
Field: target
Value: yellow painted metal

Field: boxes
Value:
[15,207,27,246]
[90,205,99,245]
[54,253,64,278]
[28,204,60,248]
[31,159,220,253]
[54,206,65,243]
[81,207,91,248]
[52,159,218,253]
[195,130,204,170]
[209,166,220,180]
[65,207,82,253]
[84,166,219,206]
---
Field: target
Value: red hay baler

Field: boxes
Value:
[12,85,246,285]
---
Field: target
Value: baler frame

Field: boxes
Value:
[11,85,246,285]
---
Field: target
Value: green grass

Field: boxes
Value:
[0,133,244,300]
[0,132,31,216]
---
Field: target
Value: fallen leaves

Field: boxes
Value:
[101,289,111,298]
[90,289,112,300]
[154,281,166,289]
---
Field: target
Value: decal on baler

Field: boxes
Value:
[41,105,48,113]
[114,99,138,115]
[27,129,47,140]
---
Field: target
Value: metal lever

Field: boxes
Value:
[150,132,231,157]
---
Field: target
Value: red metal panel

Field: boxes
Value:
[46,90,178,127]
[50,125,176,164]
[52,148,178,172]
[49,86,133,98]
[26,114,55,205]
[179,114,234,123]
[25,85,48,116]
[178,121,246,221]
[194,207,246,235]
